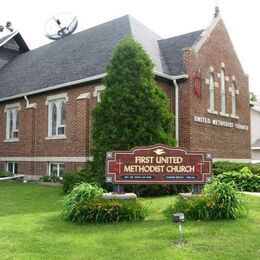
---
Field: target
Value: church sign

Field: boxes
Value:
[105,144,212,185]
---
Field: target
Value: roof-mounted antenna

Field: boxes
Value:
[6,21,14,32]
[44,13,78,40]
[214,0,220,17]
[0,21,14,33]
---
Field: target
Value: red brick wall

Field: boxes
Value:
[180,19,251,159]
[0,80,173,176]
[0,83,99,176]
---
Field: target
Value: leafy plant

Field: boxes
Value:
[205,180,247,219]
[125,184,191,197]
[63,198,147,223]
[213,161,260,176]
[216,166,260,192]
[0,171,13,178]
[39,175,62,183]
[62,183,147,223]
[62,171,93,193]
[164,180,247,220]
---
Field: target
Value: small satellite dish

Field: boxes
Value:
[6,21,14,32]
[44,13,78,40]
[0,21,14,33]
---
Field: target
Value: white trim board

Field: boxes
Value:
[0,71,189,103]
[0,157,93,162]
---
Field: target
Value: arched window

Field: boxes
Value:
[6,106,19,140]
[209,73,215,112]
[231,82,237,116]
[48,98,66,137]
[220,68,226,114]
[9,110,13,139]
[51,102,57,136]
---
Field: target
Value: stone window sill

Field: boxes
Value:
[4,138,19,143]
[230,114,239,119]
[219,112,230,117]
[207,109,218,115]
[45,135,66,140]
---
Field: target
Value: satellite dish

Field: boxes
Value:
[0,21,14,33]
[44,13,78,40]
[6,21,14,32]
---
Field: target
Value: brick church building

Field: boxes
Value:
[0,13,251,178]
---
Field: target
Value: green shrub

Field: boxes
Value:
[39,175,62,183]
[125,184,191,197]
[205,180,247,219]
[63,171,92,193]
[63,199,147,223]
[213,161,260,176]
[164,181,247,221]
[62,183,147,223]
[216,167,260,192]
[0,171,13,178]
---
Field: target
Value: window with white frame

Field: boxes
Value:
[97,90,103,102]
[6,106,19,140]
[94,85,106,103]
[231,82,237,116]
[220,68,226,114]
[48,162,64,177]
[209,73,215,112]
[6,162,18,174]
[48,99,66,137]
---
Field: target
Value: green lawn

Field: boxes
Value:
[0,182,259,260]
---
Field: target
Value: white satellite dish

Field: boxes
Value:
[44,13,78,40]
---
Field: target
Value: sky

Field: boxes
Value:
[0,0,259,98]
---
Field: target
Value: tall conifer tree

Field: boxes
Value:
[91,37,176,183]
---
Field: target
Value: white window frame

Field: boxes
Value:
[220,68,226,114]
[94,85,106,103]
[5,104,20,141]
[207,73,217,114]
[6,162,18,174]
[231,82,237,118]
[48,162,65,177]
[97,90,103,102]
[47,98,66,139]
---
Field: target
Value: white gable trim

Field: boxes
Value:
[0,31,19,47]
[192,16,221,53]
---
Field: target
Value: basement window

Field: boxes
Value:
[48,162,64,177]
[6,162,18,174]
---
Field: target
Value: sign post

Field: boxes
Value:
[105,144,212,193]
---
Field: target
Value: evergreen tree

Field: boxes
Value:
[90,37,176,184]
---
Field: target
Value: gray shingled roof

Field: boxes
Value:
[158,30,203,75]
[0,15,203,100]
[0,32,17,46]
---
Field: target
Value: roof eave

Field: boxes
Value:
[0,71,189,103]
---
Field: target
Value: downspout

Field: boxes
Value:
[172,75,189,147]
[173,79,179,146]
[24,95,30,107]
[24,96,37,175]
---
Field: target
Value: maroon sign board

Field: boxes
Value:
[105,144,213,185]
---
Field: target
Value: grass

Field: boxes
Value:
[0,181,259,260]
